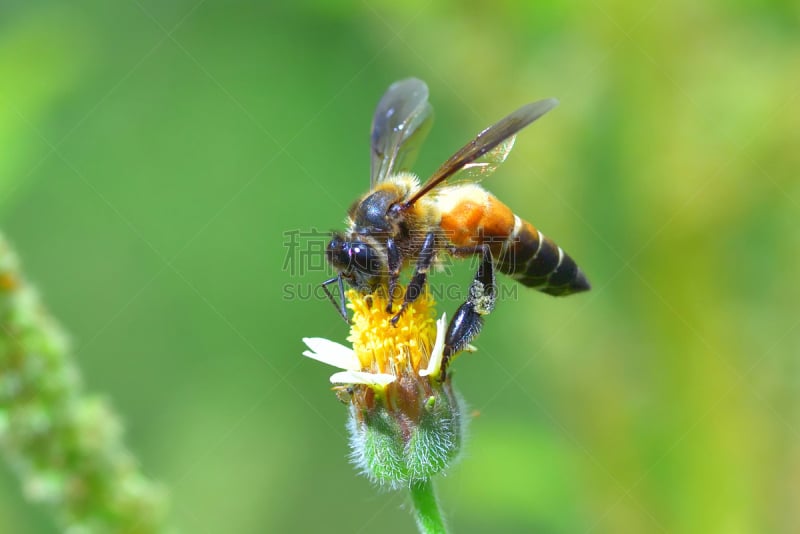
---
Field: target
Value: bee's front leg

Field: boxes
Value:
[441,245,496,377]
[385,238,401,313]
[321,274,350,324]
[390,232,436,326]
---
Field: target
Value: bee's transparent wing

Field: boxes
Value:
[454,135,516,180]
[370,78,434,186]
[403,98,558,208]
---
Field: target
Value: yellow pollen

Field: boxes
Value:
[346,288,437,376]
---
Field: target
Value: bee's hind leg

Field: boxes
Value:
[390,232,436,326]
[440,245,496,378]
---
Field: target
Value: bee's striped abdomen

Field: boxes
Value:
[437,184,589,297]
[498,217,589,296]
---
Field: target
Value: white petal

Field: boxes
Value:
[330,371,396,387]
[420,313,447,378]
[302,337,360,370]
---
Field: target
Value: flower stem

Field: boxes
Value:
[410,479,447,534]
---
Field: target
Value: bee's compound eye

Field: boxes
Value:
[326,235,351,270]
[328,235,343,249]
[351,242,381,275]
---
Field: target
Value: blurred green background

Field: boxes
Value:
[1,0,799,532]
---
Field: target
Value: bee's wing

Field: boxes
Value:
[370,78,434,187]
[403,98,558,208]
[454,134,517,180]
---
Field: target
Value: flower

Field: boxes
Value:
[301,337,397,387]
[302,287,466,489]
[302,288,448,384]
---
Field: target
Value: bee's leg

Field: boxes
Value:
[321,274,350,324]
[390,232,436,326]
[441,245,496,378]
[385,238,401,313]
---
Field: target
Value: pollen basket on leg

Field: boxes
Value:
[345,288,437,375]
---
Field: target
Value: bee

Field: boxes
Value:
[323,79,589,369]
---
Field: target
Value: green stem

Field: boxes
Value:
[410,479,447,534]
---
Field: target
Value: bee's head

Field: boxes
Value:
[326,232,383,281]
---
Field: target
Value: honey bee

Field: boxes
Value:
[323,79,589,369]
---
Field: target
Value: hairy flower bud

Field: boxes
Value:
[346,372,464,489]
[302,287,469,488]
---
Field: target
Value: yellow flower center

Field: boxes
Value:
[346,287,437,376]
